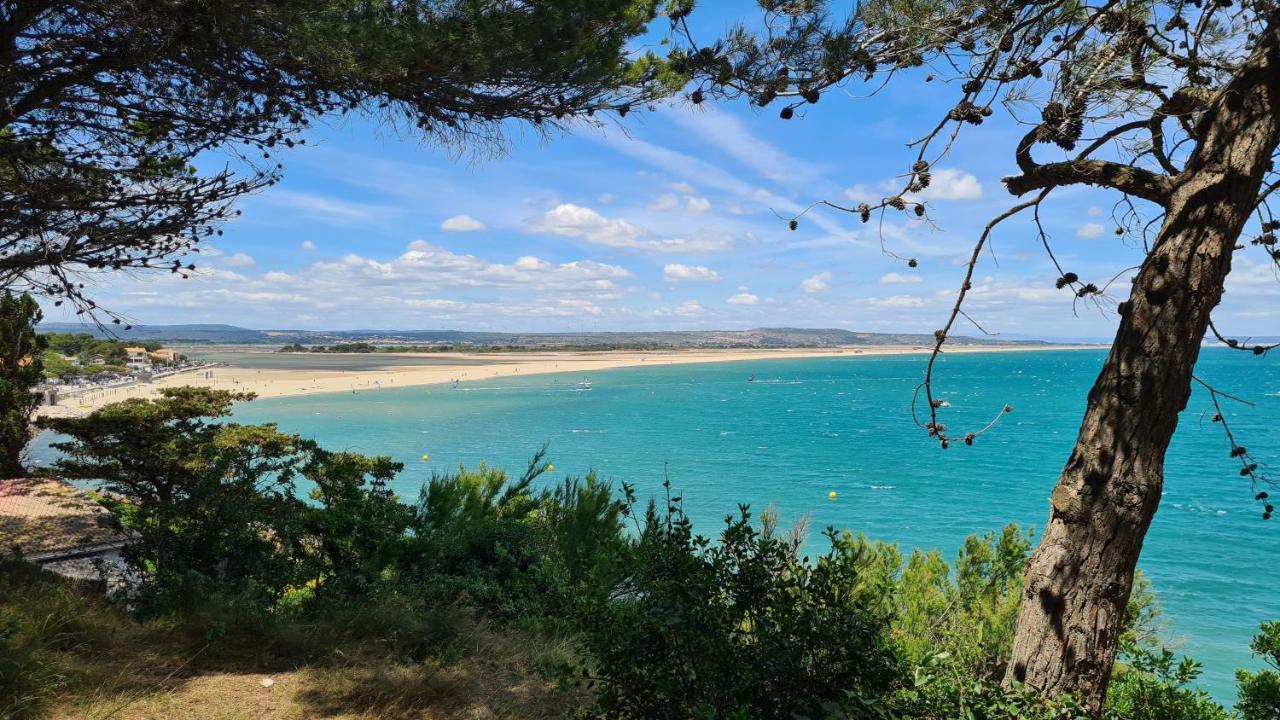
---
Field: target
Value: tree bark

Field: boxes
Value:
[1004,17,1280,716]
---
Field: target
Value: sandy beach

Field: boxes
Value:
[36,344,1100,418]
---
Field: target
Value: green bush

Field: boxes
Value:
[577,486,901,719]
[402,448,630,620]
[1236,621,1280,719]
[1105,647,1231,720]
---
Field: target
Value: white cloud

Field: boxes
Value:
[913,168,983,201]
[404,298,466,310]
[844,184,879,204]
[664,264,721,282]
[801,272,832,293]
[441,214,485,232]
[1076,222,1105,239]
[222,253,255,268]
[1088,205,1103,217]
[647,194,679,211]
[675,300,704,316]
[845,168,982,205]
[685,196,711,213]
[525,203,731,253]
[879,272,922,285]
[514,256,551,271]
[668,182,696,194]
[869,294,928,308]
[299,240,316,251]
[727,292,759,305]
[598,193,618,204]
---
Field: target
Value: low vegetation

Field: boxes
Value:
[5,387,1279,719]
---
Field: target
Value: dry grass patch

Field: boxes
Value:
[1,564,586,720]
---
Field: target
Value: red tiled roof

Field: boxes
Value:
[0,477,130,559]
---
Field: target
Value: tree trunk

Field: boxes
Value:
[1004,18,1280,716]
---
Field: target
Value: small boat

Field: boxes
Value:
[748,374,756,382]
[578,379,593,389]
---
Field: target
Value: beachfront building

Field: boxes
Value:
[149,348,179,364]
[124,347,151,374]
[0,477,132,586]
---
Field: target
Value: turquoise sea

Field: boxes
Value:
[53,348,1280,701]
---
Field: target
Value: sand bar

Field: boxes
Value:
[36,344,1101,418]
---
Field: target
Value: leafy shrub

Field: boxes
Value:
[402,448,630,620]
[577,486,901,719]
[40,388,410,614]
[1236,622,1280,720]
[1106,647,1232,720]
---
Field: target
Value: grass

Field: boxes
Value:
[0,563,585,720]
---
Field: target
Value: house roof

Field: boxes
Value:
[0,477,130,561]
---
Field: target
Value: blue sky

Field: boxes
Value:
[38,10,1280,338]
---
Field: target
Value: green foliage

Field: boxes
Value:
[404,448,630,619]
[303,449,411,598]
[578,489,901,719]
[0,293,45,478]
[1106,648,1232,720]
[1236,622,1280,720]
[894,654,1089,720]
[36,387,405,614]
[41,332,160,367]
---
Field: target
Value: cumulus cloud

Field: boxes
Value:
[664,264,721,282]
[93,240,639,328]
[525,203,730,253]
[1076,222,1105,239]
[845,168,983,204]
[913,168,983,201]
[801,272,831,293]
[1088,205,1103,217]
[675,300,704,316]
[222,253,255,268]
[685,196,711,213]
[441,214,485,232]
[647,194,679,211]
[879,272,922,284]
[514,256,551,271]
[299,240,316,251]
[727,292,759,305]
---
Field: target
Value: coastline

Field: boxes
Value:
[36,344,1102,418]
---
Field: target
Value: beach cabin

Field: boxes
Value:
[0,477,132,585]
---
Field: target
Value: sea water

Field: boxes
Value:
[85,348,1280,700]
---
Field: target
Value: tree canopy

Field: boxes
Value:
[0,292,44,477]
[0,0,678,320]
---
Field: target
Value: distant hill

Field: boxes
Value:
[37,323,1057,349]
[39,323,271,344]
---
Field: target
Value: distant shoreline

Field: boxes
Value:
[36,344,1104,419]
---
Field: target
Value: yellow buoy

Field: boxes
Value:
[421,454,430,462]
[547,464,555,471]
[828,491,837,500]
